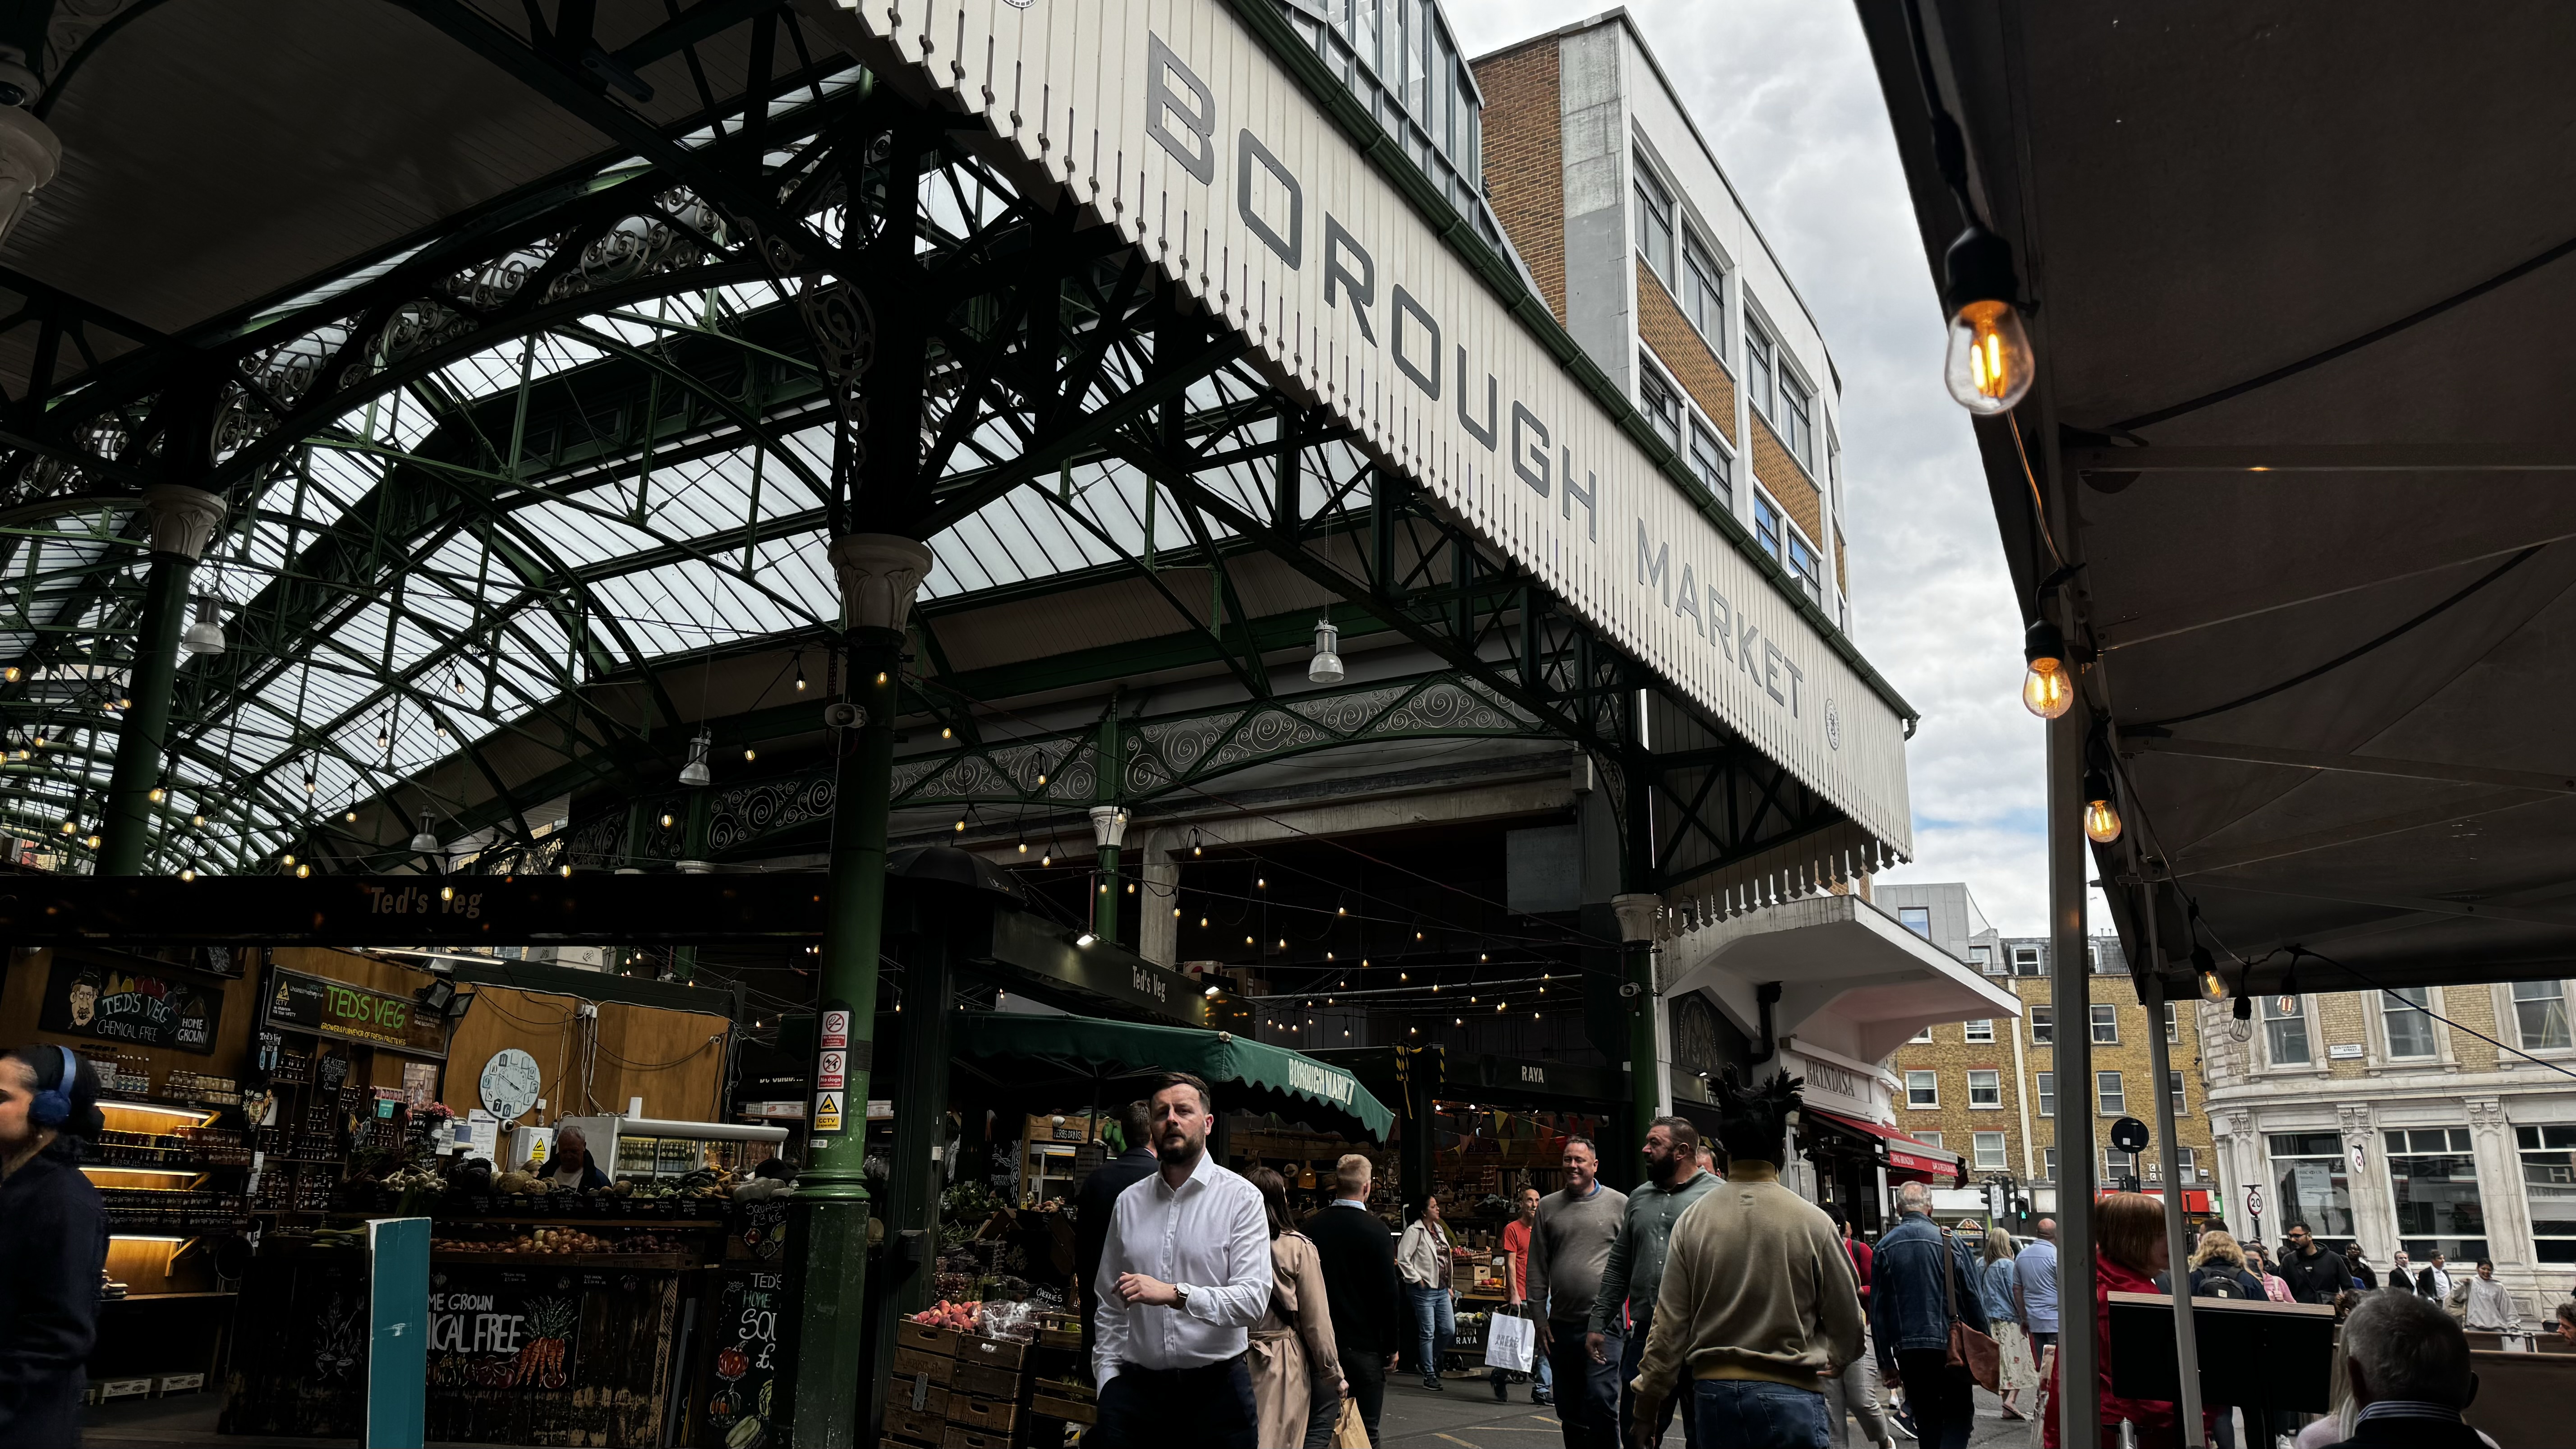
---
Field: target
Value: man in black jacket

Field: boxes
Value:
[2278,1222,2354,1304]
[1,1045,109,1449]
[2344,1242,2378,1290]
[2325,1292,2486,1448]
[1074,1102,1159,1365]
[1306,1153,1402,1448]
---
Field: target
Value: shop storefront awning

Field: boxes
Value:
[1807,1107,1958,1179]
[960,1012,1394,1142]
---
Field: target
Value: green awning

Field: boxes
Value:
[959,1011,1394,1142]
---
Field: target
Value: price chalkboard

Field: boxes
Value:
[705,1268,783,1447]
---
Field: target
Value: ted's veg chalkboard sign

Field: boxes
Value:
[704,1268,782,1447]
[265,966,450,1058]
[37,955,222,1053]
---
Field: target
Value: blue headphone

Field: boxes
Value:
[29,1044,77,1129]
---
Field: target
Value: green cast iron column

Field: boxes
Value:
[1089,707,1125,944]
[783,534,932,1449]
[100,484,225,875]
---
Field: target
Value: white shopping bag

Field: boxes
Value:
[1483,1309,1536,1373]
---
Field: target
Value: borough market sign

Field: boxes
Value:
[838,0,1912,851]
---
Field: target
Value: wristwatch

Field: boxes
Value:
[1173,1282,1192,1312]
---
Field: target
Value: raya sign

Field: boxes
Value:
[837,0,1911,850]
[38,956,222,1053]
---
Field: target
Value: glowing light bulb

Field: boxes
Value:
[743,748,756,762]
[281,853,295,866]
[60,819,75,835]
[660,813,675,828]
[2083,794,2123,845]
[1042,853,1052,866]
[179,868,196,882]
[147,787,164,803]
[2022,619,2075,720]
[295,863,311,878]
[2194,947,2227,1004]
[441,885,455,901]
[1018,842,1028,854]
[1940,225,2033,414]
[559,864,573,877]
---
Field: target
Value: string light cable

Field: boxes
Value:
[2283,946,2576,1085]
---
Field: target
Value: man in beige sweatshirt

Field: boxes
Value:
[1628,1069,1863,1449]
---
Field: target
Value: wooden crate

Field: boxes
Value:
[950,1396,1020,1433]
[1029,1392,1097,1426]
[953,1334,1029,1371]
[897,1322,962,1356]
[881,1438,937,1449]
[885,1406,949,1443]
[950,1362,1020,1400]
[886,1380,951,1417]
[891,1347,956,1386]
[942,1426,1017,1449]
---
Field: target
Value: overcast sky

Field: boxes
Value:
[1447,0,2063,934]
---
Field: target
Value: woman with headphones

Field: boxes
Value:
[0,1044,109,1449]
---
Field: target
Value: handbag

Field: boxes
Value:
[1942,1230,2003,1393]
[1483,1304,1536,1373]
[1332,1397,1371,1449]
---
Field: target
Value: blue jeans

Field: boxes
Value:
[1619,1306,1691,1447]
[1690,1379,1830,1449]
[1409,1285,1455,1385]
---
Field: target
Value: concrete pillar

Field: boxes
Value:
[1137,832,1179,966]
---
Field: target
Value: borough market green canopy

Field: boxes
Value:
[960,1011,1394,1143]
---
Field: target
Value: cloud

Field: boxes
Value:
[1450,0,2061,933]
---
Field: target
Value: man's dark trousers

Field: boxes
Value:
[1340,1348,1386,1447]
[1546,1322,1621,1449]
[1616,1306,1690,1447]
[1091,1357,1258,1449]
[1893,1348,1975,1449]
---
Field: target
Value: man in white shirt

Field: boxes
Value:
[1090,1072,1272,1448]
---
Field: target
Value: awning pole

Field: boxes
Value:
[2139,902,2205,1446]
[2050,686,2100,1449]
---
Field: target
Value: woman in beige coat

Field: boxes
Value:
[1247,1168,1344,1449]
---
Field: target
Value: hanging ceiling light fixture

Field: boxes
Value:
[179,595,226,655]
[2021,618,2074,720]
[410,812,441,855]
[2193,944,2228,1004]
[793,653,807,692]
[678,728,712,787]
[0,62,59,249]
[1941,224,2034,414]
[1307,615,1344,684]
[2082,769,2123,845]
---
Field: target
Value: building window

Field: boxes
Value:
[1974,1132,2007,1171]
[1688,423,1732,508]
[2105,1147,2138,1181]
[1969,945,1994,972]
[1965,1019,1994,1043]
[1777,371,1812,466]
[2383,986,2438,1059]
[1634,157,1674,281]
[2030,1007,2053,1045]
[2036,1072,2054,1118]
[1968,1069,2001,1109]
[2012,946,2043,976]
[2168,1070,2188,1115]
[2091,1004,2120,1044]
[2174,1146,2199,1183]
[2517,1124,2576,1264]
[2164,1001,2179,1042]
[2512,981,2571,1050]
[1916,1131,1944,1150]
[1753,492,1783,562]
[1909,1024,1934,1044]
[1906,1071,1938,1109]
[2096,1070,2125,1116]
[1786,532,1822,604]
[1745,317,1776,421]
[2043,1146,2059,1182]
[2265,996,2312,1066]
[2386,1127,2488,1263]
[2268,1132,2357,1244]
[2091,940,2125,975]
[1682,230,1724,348]
[1900,906,1932,939]
[1638,356,1683,452]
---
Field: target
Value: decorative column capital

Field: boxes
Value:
[1611,893,1663,944]
[1088,805,1130,851]
[829,533,934,632]
[139,485,225,560]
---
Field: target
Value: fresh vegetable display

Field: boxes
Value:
[909,1299,984,1331]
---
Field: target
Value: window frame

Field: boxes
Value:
[1753,490,1784,563]
[2096,1069,2125,1116]
[1637,353,1684,454]
[2012,946,2043,977]
[1973,1131,2008,1172]
[2264,994,2314,1067]
[1915,1131,1944,1150]
[1743,314,1776,422]
[2164,1001,2179,1043]
[2517,1123,2576,1264]
[2030,1007,2053,1045]
[2090,1003,2120,1044]
[1964,1018,1995,1043]
[1776,368,1813,467]
[1899,906,1932,939]
[2043,1146,2059,1182]
[2036,1072,2054,1118]
[1968,1069,2002,1109]
[2105,1147,2139,1180]
[2512,980,2573,1052]
[1687,421,1732,509]
[2381,985,2439,1061]
[1908,1024,1934,1044]
[1681,227,1725,354]
[1633,154,1675,283]
[2167,1069,2188,1115]
[1905,1070,1939,1109]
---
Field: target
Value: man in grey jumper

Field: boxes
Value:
[1528,1136,1627,1449]
[1592,1117,1720,1449]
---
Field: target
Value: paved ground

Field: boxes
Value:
[1375,1369,2040,1449]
